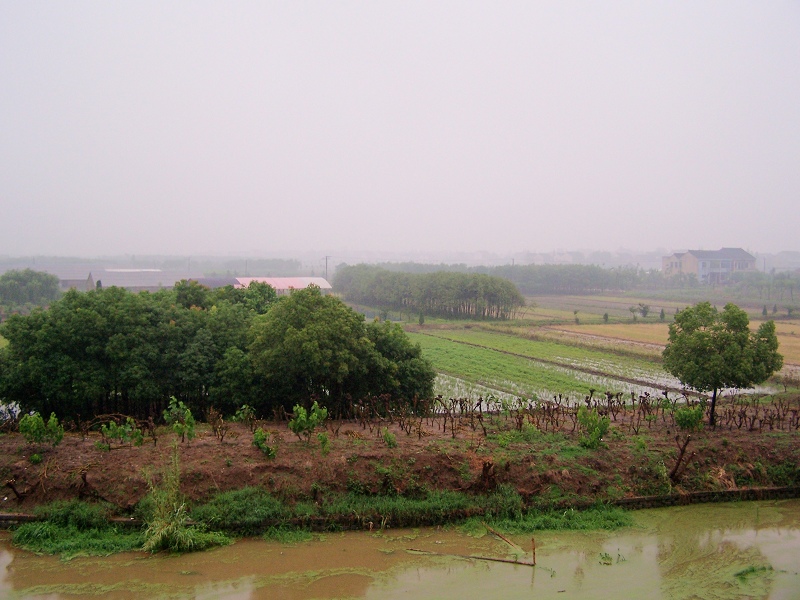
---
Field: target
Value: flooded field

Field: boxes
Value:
[2,500,798,599]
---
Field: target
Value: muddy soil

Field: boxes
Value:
[1,405,798,515]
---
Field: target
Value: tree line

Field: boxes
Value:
[333,265,526,320]
[0,269,60,316]
[0,281,435,425]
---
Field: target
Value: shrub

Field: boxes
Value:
[19,411,64,447]
[577,406,609,449]
[674,404,705,432]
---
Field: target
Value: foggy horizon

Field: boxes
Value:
[2,2,799,258]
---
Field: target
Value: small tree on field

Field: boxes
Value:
[662,302,783,428]
[638,303,650,319]
[288,401,328,443]
[163,397,196,443]
[660,308,666,322]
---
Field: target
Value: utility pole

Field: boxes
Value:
[324,256,331,280]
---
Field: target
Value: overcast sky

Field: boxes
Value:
[1,2,798,260]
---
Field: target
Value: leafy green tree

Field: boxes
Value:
[0,269,60,309]
[249,286,434,415]
[662,302,783,427]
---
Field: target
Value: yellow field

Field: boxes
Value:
[551,320,800,367]
[553,323,670,346]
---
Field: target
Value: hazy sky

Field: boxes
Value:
[2,2,799,259]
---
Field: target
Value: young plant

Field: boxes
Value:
[381,427,398,449]
[19,411,64,447]
[163,397,196,443]
[253,428,277,459]
[100,417,144,448]
[288,401,327,443]
[233,404,257,433]
[317,432,331,456]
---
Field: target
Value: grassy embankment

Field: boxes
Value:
[12,485,631,558]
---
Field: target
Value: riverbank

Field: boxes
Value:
[2,401,798,531]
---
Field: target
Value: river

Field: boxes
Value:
[1,500,798,599]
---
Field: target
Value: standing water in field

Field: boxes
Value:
[1,500,798,599]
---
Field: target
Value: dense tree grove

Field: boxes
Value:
[0,282,434,424]
[333,265,525,319]
[249,287,435,415]
[0,269,60,312]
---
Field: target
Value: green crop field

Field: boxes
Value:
[407,329,680,402]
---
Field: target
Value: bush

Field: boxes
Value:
[19,411,64,447]
[674,404,705,432]
[577,407,609,449]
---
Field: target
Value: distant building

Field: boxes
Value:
[662,248,756,284]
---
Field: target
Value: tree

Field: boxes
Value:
[662,302,783,427]
[248,286,434,415]
[0,269,59,309]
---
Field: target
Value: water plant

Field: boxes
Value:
[142,446,230,552]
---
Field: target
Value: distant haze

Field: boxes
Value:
[1,2,798,258]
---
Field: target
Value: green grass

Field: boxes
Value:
[191,487,289,535]
[12,501,143,559]
[479,504,632,533]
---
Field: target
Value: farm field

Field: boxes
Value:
[406,329,683,403]
[402,291,798,401]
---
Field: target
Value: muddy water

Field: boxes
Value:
[1,500,798,599]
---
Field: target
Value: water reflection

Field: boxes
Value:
[1,500,798,599]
